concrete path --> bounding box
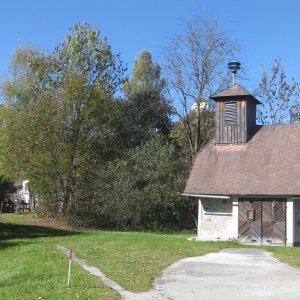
[58,246,300,300]
[133,248,300,300]
[57,245,135,299]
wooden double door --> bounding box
[238,199,286,245]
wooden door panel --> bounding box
[238,200,261,244]
[262,201,273,244]
[239,199,286,245]
[238,200,251,242]
[272,200,286,244]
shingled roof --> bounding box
[184,124,300,196]
[210,83,261,104]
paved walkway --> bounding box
[58,246,300,300]
[57,245,134,299]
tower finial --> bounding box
[228,61,241,85]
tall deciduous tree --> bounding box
[257,58,300,124]
[122,50,172,147]
[163,16,239,161]
[0,23,125,218]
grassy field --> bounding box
[0,214,120,300]
[1,213,300,299]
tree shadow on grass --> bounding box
[0,222,80,249]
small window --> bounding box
[247,210,255,220]
[224,101,237,126]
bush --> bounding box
[81,136,196,230]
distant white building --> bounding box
[190,98,210,111]
[15,180,30,204]
[0,180,32,213]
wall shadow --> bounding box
[248,125,263,142]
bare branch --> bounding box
[163,15,239,161]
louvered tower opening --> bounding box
[224,101,237,126]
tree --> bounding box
[257,58,300,124]
[0,23,126,218]
[170,108,214,166]
[163,16,239,161]
[122,50,172,147]
[91,135,195,230]
[293,110,300,122]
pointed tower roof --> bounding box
[210,83,261,104]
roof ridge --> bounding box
[259,123,300,127]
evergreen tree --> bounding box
[122,50,172,147]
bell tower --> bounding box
[210,62,261,144]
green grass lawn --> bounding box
[264,245,300,269]
[0,214,120,300]
[1,213,300,299]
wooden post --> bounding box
[67,249,72,288]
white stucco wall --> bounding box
[286,198,294,246]
[197,197,238,241]
[290,198,300,246]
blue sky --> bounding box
[1,0,300,93]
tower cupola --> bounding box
[210,62,261,144]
